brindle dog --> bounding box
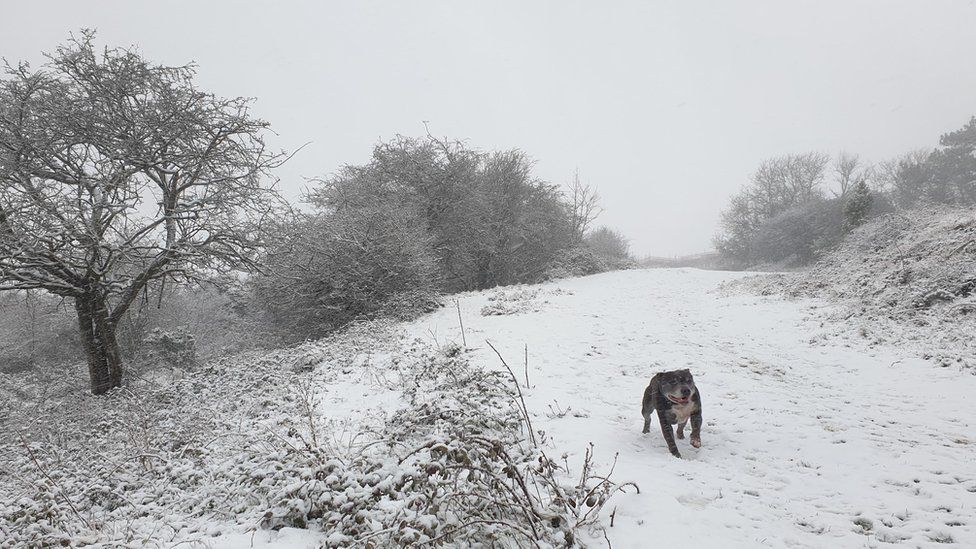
[641,369,702,458]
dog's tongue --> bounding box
[668,395,689,404]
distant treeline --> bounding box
[715,117,976,268]
[638,252,725,270]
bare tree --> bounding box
[568,169,602,243]
[745,152,828,219]
[0,33,287,393]
[870,149,932,205]
[715,152,829,265]
[833,152,864,197]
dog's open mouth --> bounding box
[666,395,691,404]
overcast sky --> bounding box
[3,1,975,256]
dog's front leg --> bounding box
[689,409,702,449]
[657,409,680,458]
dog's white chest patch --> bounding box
[670,402,694,423]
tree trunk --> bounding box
[75,291,124,395]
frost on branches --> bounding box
[0,32,287,394]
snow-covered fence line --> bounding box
[1,318,635,547]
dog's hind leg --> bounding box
[676,420,687,439]
[641,386,654,434]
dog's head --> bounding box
[657,369,697,405]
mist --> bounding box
[3,1,974,256]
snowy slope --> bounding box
[734,208,976,372]
[407,268,976,548]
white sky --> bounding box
[2,1,975,256]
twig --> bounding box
[354,526,397,543]
[523,344,530,389]
[466,435,551,522]
[610,506,617,528]
[294,378,319,449]
[950,238,975,257]
[419,519,542,548]
[486,340,536,446]
[547,400,569,419]
[455,299,467,347]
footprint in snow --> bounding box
[676,493,713,508]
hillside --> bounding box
[730,207,976,372]
[3,268,975,547]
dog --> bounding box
[641,369,702,458]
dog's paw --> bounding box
[670,448,682,458]
[676,431,685,439]
[690,437,701,449]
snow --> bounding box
[732,207,976,372]
[407,268,976,548]
[205,527,322,549]
[3,267,974,547]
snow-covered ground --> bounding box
[410,268,975,548]
[4,267,973,548]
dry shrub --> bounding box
[1,321,635,547]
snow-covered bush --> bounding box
[480,287,572,316]
[481,288,542,316]
[584,226,631,263]
[748,198,848,267]
[305,137,582,293]
[253,206,440,341]
[543,247,613,280]
[1,320,632,547]
[375,289,444,322]
[728,207,976,371]
[141,327,197,369]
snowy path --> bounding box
[410,269,976,548]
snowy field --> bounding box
[412,268,975,548]
[3,267,974,548]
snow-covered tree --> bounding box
[0,33,286,394]
[715,152,829,265]
[585,226,630,261]
[844,180,873,228]
[927,116,976,205]
[306,135,576,292]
